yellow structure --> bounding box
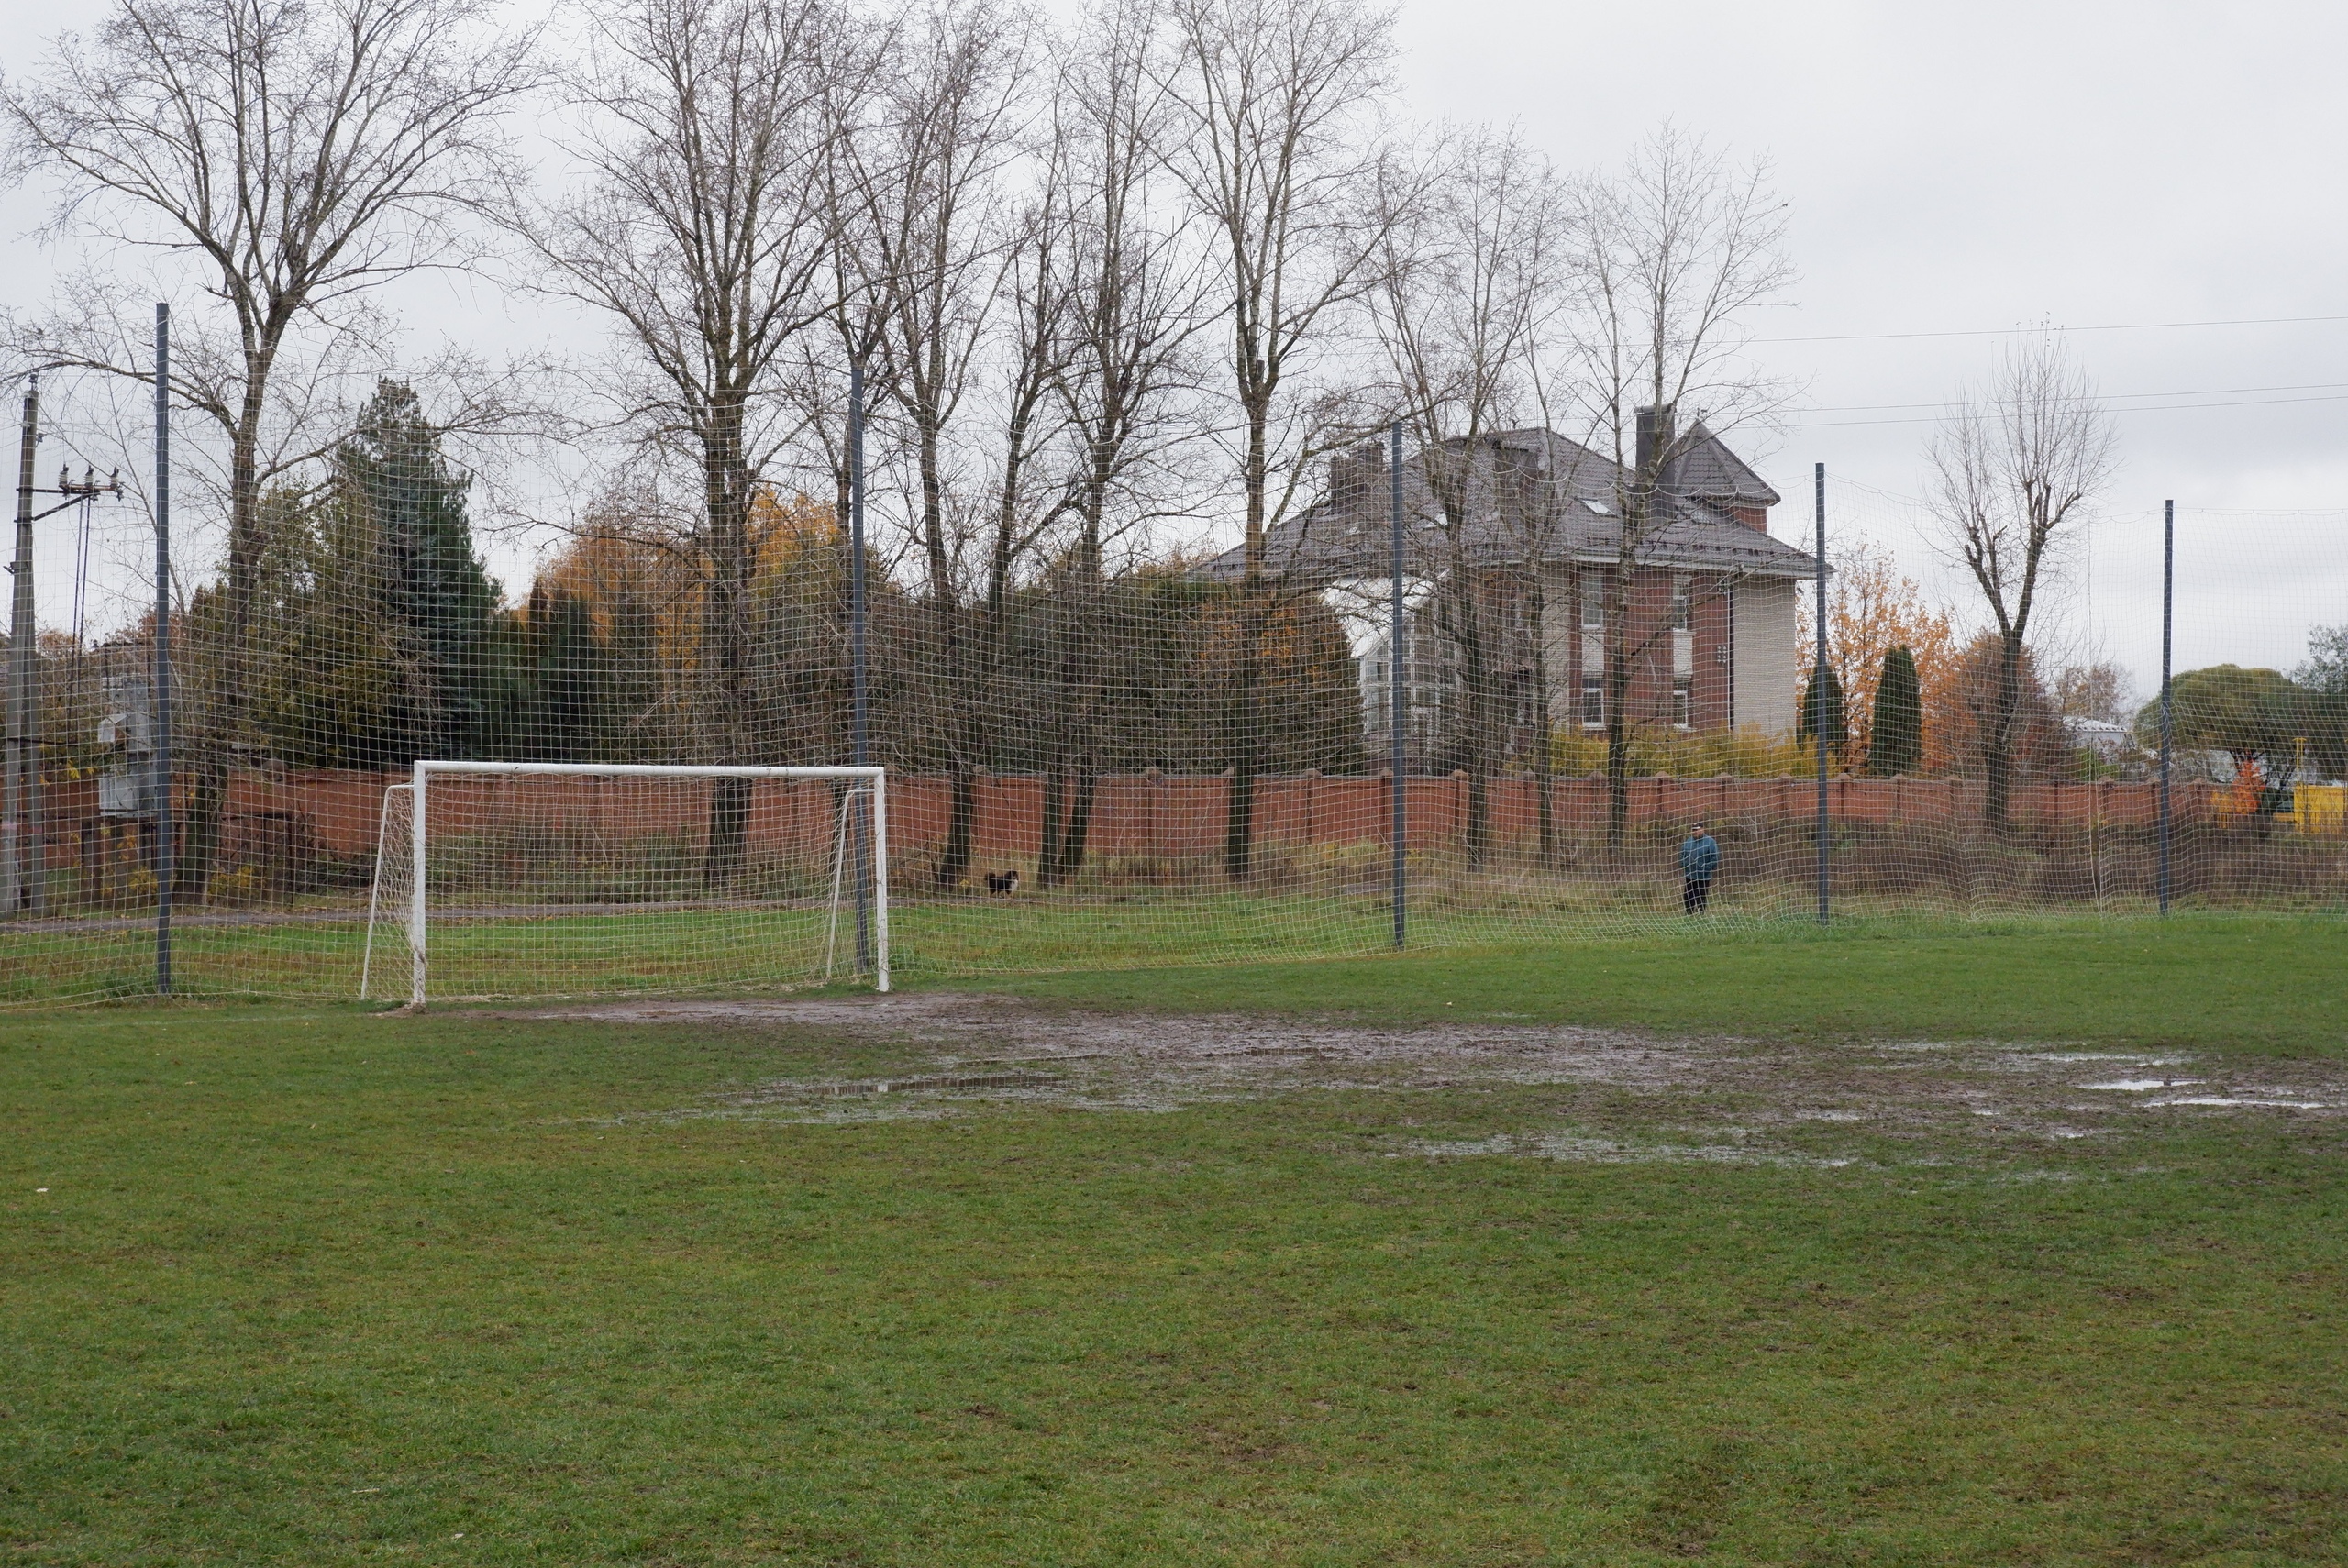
[2287,783,2346,834]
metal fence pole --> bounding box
[850,358,871,971]
[2158,499,2173,916]
[3,377,35,919]
[154,304,173,992]
[1814,461,1829,926]
[1390,420,1406,950]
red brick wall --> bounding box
[29,767,2227,874]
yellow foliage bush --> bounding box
[1547,724,1822,779]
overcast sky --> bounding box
[6,0,2345,692]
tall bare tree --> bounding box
[1367,128,1565,867]
[1035,0,1207,887]
[833,0,1038,889]
[514,0,845,881]
[1157,0,1396,880]
[1563,127,1792,845]
[3,0,534,897]
[1927,335,2114,828]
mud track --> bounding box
[491,992,2348,1166]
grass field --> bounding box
[4,885,2341,1017]
[961,911,2348,1057]
[4,925,2345,1563]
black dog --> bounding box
[983,867,1021,895]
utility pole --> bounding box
[1390,420,1406,950]
[4,379,37,915]
[1814,461,1829,926]
[154,304,173,990]
[2158,499,2173,916]
[4,374,127,919]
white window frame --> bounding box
[1579,576,1606,729]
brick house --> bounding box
[1202,412,1819,768]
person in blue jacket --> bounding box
[1678,823,1720,913]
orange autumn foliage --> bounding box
[1795,537,1957,772]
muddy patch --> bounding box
[501,993,2348,1164]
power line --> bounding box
[1786,391,2348,430]
[1754,313,2348,346]
[1800,379,2348,416]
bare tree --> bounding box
[1367,128,1565,867]
[2,0,535,898]
[1035,0,1208,887]
[1927,335,2115,828]
[1563,127,1792,845]
[512,0,846,882]
[1156,0,1396,880]
[833,0,1040,889]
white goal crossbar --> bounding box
[397,762,889,1006]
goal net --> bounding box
[363,763,888,1006]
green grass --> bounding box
[5,966,2346,1563]
[953,911,2348,1058]
[6,883,2343,1024]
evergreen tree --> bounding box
[1799,659,1849,765]
[339,380,504,763]
[1869,646,1923,777]
[524,581,615,761]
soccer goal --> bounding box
[362,763,889,1007]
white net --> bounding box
[349,767,884,1004]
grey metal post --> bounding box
[1814,461,1829,925]
[849,358,870,970]
[154,306,173,991]
[5,377,39,917]
[1390,420,1406,949]
[2158,499,2173,916]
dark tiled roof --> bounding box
[1200,425,1814,584]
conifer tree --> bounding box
[338,380,504,764]
[1869,646,1923,777]
[1799,660,1849,766]
[525,582,615,762]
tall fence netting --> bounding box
[5,413,2343,1003]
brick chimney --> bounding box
[1328,441,1386,526]
[1634,403,1675,491]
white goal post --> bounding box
[382,762,889,1007]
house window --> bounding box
[1669,575,1695,732]
[1578,577,1606,729]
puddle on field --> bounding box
[515,994,2348,1162]
[1398,1131,1859,1169]
[2023,1052,2190,1066]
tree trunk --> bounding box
[1039,764,1067,887]
[182,376,271,902]
[1526,569,1559,868]
[1064,765,1099,881]
[941,762,978,889]
[1040,498,1108,889]
[1225,392,1271,883]
[1450,575,1493,871]
[1604,567,1633,849]
[1223,631,1261,882]
[1985,632,2022,832]
[701,388,754,888]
